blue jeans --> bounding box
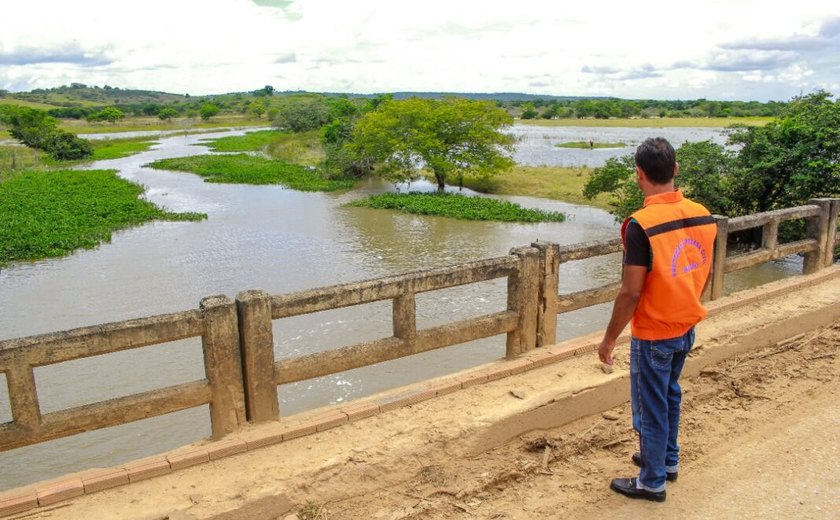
[630,327,694,492]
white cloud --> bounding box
[1,0,839,100]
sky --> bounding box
[1,0,839,101]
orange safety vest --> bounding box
[621,190,717,340]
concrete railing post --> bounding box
[762,218,779,252]
[393,290,417,350]
[236,290,279,423]
[200,295,247,439]
[803,198,831,275]
[532,241,559,348]
[709,215,729,301]
[825,199,840,267]
[6,366,41,436]
[506,246,541,358]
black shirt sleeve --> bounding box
[624,219,651,269]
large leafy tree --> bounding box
[273,97,330,132]
[199,103,220,121]
[87,106,125,124]
[347,97,515,190]
[584,91,840,221]
[583,140,737,221]
[728,90,840,213]
[4,106,92,160]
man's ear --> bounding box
[674,162,680,177]
[635,165,645,182]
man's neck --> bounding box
[643,182,675,197]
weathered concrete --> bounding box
[0,199,836,504]
[3,265,837,519]
[506,246,540,357]
[235,290,278,423]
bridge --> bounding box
[0,198,838,517]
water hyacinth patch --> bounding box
[0,169,205,266]
[347,192,565,223]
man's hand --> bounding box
[599,337,616,365]
[596,264,646,366]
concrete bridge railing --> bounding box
[0,296,247,451]
[1,199,838,451]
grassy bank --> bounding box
[91,137,158,160]
[0,169,205,266]
[202,129,324,166]
[61,115,271,135]
[520,116,771,128]
[0,145,46,176]
[146,154,354,191]
[463,166,613,211]
[201,130,287,152]
[556,141,626,149]
[347,192,565,222]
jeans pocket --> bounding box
[649,345,674,370]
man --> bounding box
[598,137,717,502]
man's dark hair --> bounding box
[634,137,676,184]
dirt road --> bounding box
[323,322,840,520]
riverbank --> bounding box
[59,115,270,135]
[465,166,613,211]
[13,267,838,519]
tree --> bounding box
[249,99,268,119]
[582,155,642,220]
[347,97,515,190]
[253,85,274,97]
[520,102,538,119]
[728,90,840,213]
[87,106,125,123]
[199,103,220,121]
[273,98,330,132]
[158,107,179,121]
[583,141,737,221]
[43,131,94,160]
[7,107,59,149]
[5,106,92,160]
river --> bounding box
[0,124,799,490]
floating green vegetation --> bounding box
[91,137,158,160]
[0,169,205,266]
[200,130,287,152]
[555,141,626,149]
[347,192,566,222]
[145,154,354,192]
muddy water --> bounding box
[0,126,798,490]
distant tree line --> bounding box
[508,97,788,120]
[2,84,791,124]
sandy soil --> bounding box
[10,271,840,520]
[322,321,840,520]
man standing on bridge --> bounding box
[597,137,717,502]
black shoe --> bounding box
[632,452,678,481]
[610,477,666,502]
